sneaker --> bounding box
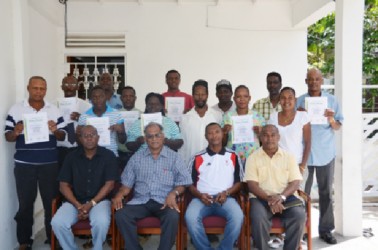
[300,239,308,250]
[320,232,337,244]
[268,237,283,249]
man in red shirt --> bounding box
[162,69,194,113]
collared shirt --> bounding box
[178,108,223,166]
[78,105,123,156]
[162,90,195,111]
[190,147,243,195]
[252,96,282,121]
[108,93,123,110]
[4,100,66,165]
[117,107,142,153]
[244,148,302,198]
[57,97,92,148]
[58,146,119,203]
[127,116,182,151]
[296,91,344,166]
[211,102,237,116]
[222,110,266,164]
[121,146,192,205]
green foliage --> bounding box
[308,0,378,111]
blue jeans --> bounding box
[51,200,111,250]
[185,197,244,250]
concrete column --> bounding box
[334,0,364,236]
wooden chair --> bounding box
[180,190,247,250]
[115,193,182,250]
[245,190,312,250]
[50,196,116,250]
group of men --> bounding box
[5,68,343,250]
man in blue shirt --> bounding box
[113,122,192,250]
[99,72,123,109]
[296,68,343,245]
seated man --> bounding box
[244,124,306,250]
[113,122,192,250]
[185,122,244,250]
[51,125,118,250]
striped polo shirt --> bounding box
[78,105,123,157]
[4,100,66,165]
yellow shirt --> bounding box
[244,148,302,198]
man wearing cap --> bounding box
[179,80,222,166]
[211,79,236,115]
[252,72,282,121]
[162,69,194,113]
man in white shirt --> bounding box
[179,80,222,166]
[211,79,236,115]
[57,75,92,168]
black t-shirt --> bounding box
[58,146,119,203]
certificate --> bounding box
[118,111,140,132]
[86,117,111,146]
[231,115,254,144]
[141,112,163,135]
[305,97,328,124]
[23,112,49,144]
[57,97,78,123]
[165,97,185,122]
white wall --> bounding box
[64,2,308,109]
[0,0,21,248]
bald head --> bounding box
[61,75,79,97]
[305,68,323,96]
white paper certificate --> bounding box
[141,113,163,135]
[57,97,78,123]
[23,112,49,144]
[118,111,140,132]
[165,97,185,122]
[231,115,254,144]
[305,97,328,124]
[86,117,111,146]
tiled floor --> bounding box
[26,203,378,249]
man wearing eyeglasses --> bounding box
[51,125,118,250]
[57,76,92,169]
[113,122,192,250]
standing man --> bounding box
[98,72,123,109]
[211,79,236,115]
[51,125,118,250]
[113,122,192,250]
[296,68,343,244]
[57,75,92,168]
[4,76,66,249]
[78,85,126,158]
[118,86,141,169]
[162,69,194,113]
[179,80,222,166]
[185,123,244,250]
[252,72,283,121]
[245,125,306,250]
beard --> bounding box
[195,101,207,109]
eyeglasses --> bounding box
[81,133,98,139]
[145,132,164,139]
[63,83,77,87]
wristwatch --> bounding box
[90,199,97,207]
[280,194,287,202]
